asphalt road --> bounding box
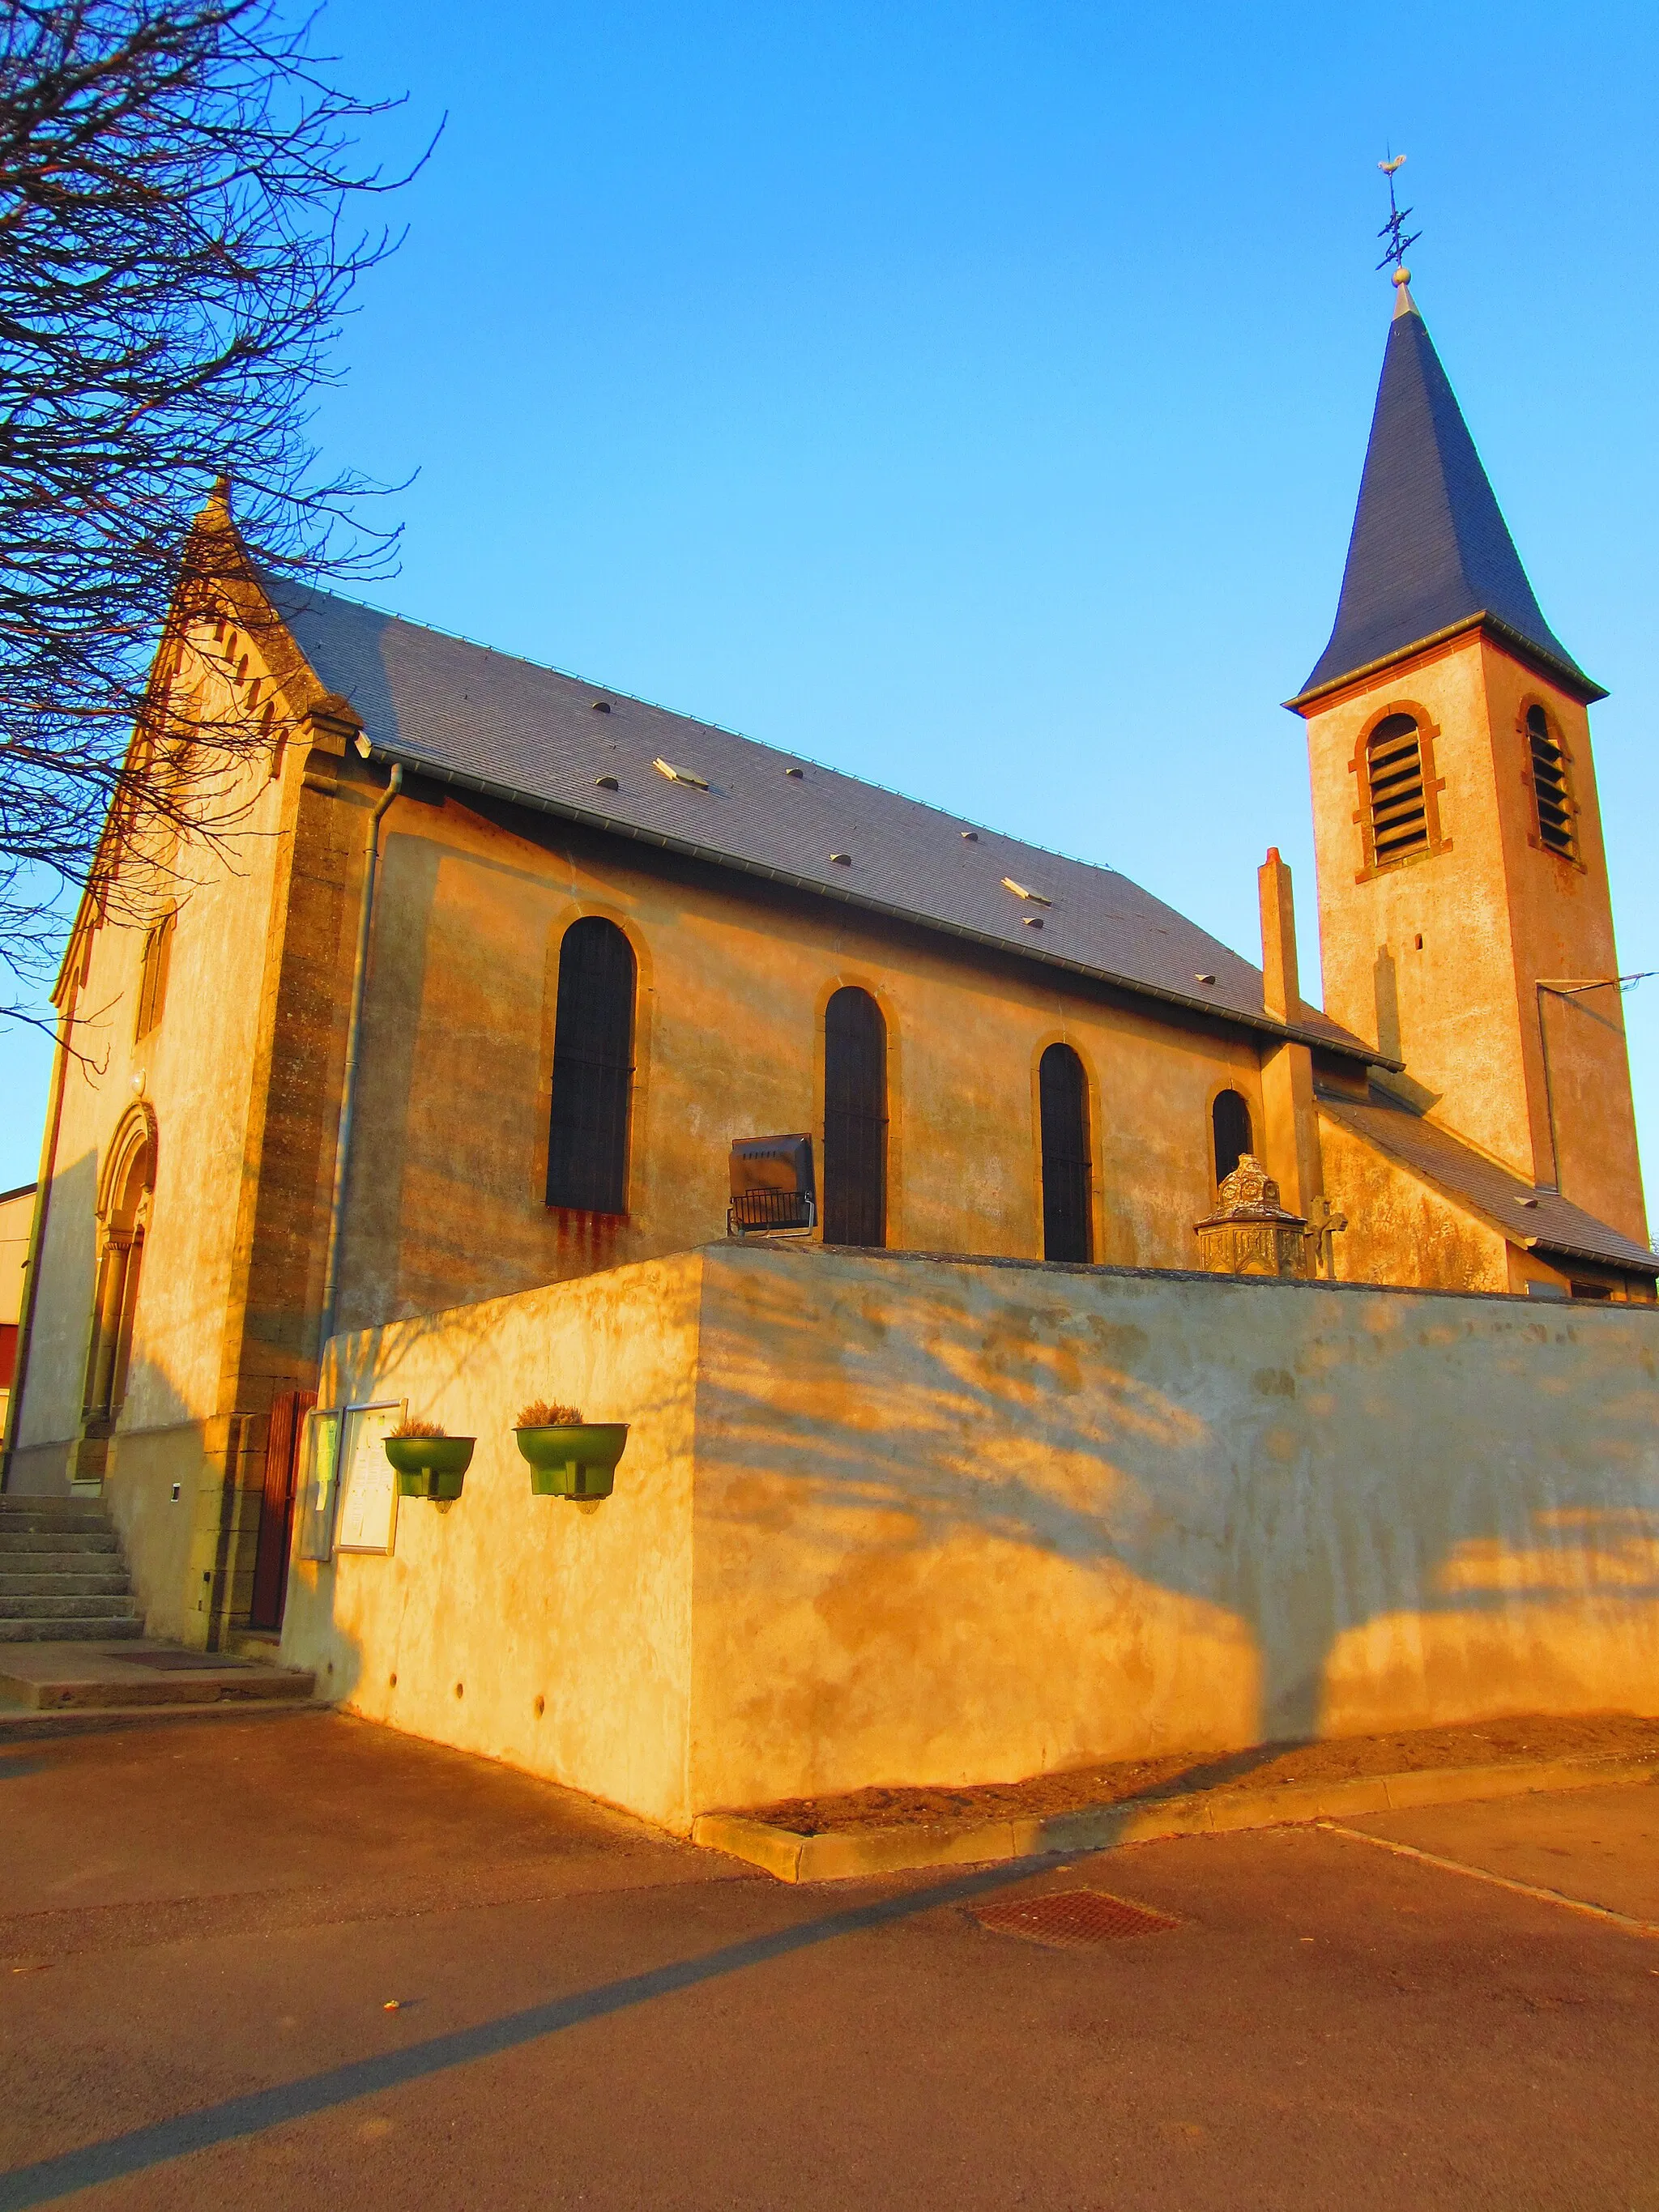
[2,1711,1657,2210]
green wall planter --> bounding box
[385,1435,476,1502]
[515,1423,629,1500]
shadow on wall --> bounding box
[693,1251,1659,1748]
[279,1247,1659,1814]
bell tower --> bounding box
[1288,271,1647,1243]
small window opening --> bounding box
[134,909,175,1042]
[823,987,887,1247]
[785,765,804,778]
[547,918,636,1213]
[1039,1043,1094,1264]
[1367,714,1429,867]
[1213,1088,1252,1186]
[1527,705,1577,858]
[1568,1280,1613,1301]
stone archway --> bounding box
[75,1106,156,1481]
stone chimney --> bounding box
[1255,846,1324,1221]
[1258,846,1300,1025]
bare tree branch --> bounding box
[0,0,432,1013]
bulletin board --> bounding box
[335,1401,406,1554]
[296,1408,343,1562]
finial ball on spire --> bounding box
[1392,266,1411,287]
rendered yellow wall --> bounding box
[1316,1107,1513,1294]
[280,1243,1659,1831]
[1302,632,1645,1240]
[326,790,1280,1337]
[280,1252,702,1829]
[6,618,325,1644]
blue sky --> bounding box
[5,0,1658,1209]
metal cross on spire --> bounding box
[1375,153,1421,283]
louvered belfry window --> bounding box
[1212,1088,1252,1187]
[547,918,636,1213]
[1039,1042,1094,1264]
[1527,705,1577,859]
[1364,712,1434,867]
[823,986,887,1247]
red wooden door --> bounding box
[249,1388,315,1630]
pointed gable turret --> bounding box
[1292,282,1604,706]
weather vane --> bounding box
[1375,153,1421,285]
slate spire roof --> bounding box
[1293,282,1603,705]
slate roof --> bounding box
[1293,289,1603,707]
[274,582,1379,1062]
[1317,1085,1656,1276]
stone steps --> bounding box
[0,1617,146,1643]
[0,1641,316,1709]
[0,1494,143,1643]
[0,1529,120,1554]
[0,1570,134,1598]
[0,1590,140,1620]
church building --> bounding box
[3,272,1655,1827]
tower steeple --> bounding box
[1293,286,1603,709]
[1290,271,1645,1250]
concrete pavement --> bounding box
[2,1713,1657,2210]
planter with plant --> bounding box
[514,1401,629,1500]
[384,1417,476,1502]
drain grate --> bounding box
[974,1887,1180,1950]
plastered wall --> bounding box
[280,1252,704,1827]
[326,793,1279,1338]
[1302,631,1645,1243]
[283,1243,1659,1831]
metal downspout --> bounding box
[315,761,402,1365]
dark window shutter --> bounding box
[823,987,887,1247]
[1212,1089,1252,1185]
[547,918,636,1213]
[1039,1043,1093,1263]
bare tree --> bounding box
[0,0,428,1016]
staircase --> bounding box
[0,1495,143,1643]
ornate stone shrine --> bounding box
[1194,1154,1310,1279]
